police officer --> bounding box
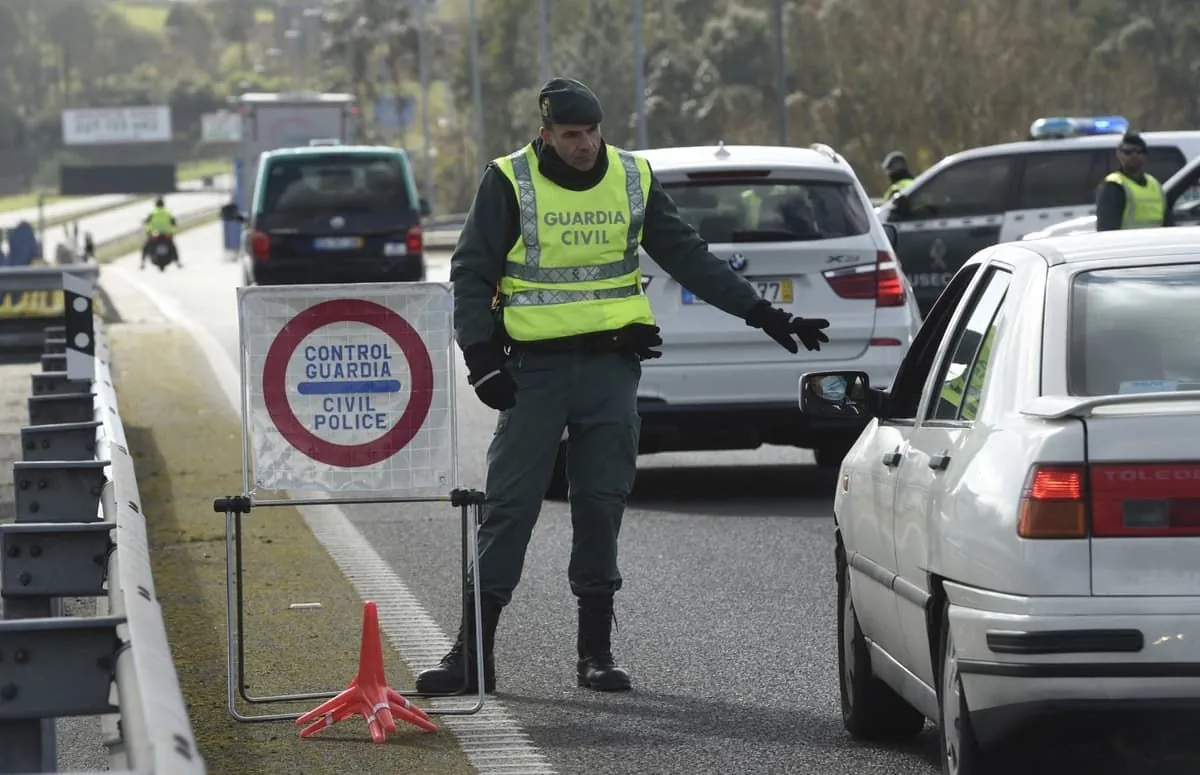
[142,197,179,269]
[416,77,832,696]
[880,151,914,201]
[1096,131,1169,231]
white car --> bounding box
[543,143,923,497]
[1023,149,1200,239]
[798,227,1200,773]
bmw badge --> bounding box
[729,252,748,272]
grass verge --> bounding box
[0,158,227,216]
[109,324,474,775]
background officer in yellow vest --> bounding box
[880,150,914,201]
[419,77,831,697]
[1096,131,1170,231]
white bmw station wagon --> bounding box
[798,227,1200,773]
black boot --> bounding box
[576,593,632,692]
[415,595,502,694]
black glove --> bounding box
[614,323,663,361]
[463,342,517,411]
[744,301,830,353]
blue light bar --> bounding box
[1029,115,1130,140]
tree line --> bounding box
[0,0,280,193]
[325,0,1200,213]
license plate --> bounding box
[683,278,793,305]
[313,236,363,250]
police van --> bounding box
[876,116,1200,314]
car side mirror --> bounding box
[882,223,899,248]
[220,203,245,222]
[419,197,432,217]
[799,370,873,418]
[890,194,912,219]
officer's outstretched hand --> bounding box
[463,342,517,411]
[744,301,830,353]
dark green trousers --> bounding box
[474,350,641,606]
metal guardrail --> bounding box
[0,284,205,773]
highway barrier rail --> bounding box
[0,282,206,773]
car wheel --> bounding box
[938,599,987,774]
[837,544,927,740]
[545,442,568,500]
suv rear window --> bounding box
[260,153,414,214]
[1068,263,1200,396]
[662,178,872,243]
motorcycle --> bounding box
[145,232,177,271]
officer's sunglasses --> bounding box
[1118,146,1146,156]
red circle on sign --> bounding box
[261,298,435,468]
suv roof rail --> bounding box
[808,143,842,163]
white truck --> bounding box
[222,91,359,253]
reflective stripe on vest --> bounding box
[492,144,655,341]
[1105,171,1165,229]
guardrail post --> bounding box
[27,392,96,426]
[31,371,93,397]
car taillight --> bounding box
[250,230,270,261]
[405,225,423,255]
[1018,464,1087,539]
[1090,463,1200,537]
[874,251,906,307]
[822,251,906,307]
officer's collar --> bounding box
[532,137,610,191]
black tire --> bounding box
[545,443,568,500]
[938,600,988,775]
[837,545,927,740]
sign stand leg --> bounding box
[213,490,488,724]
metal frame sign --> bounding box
[201,111,243,143]
[62,106,172,145]
[237,283,457,496]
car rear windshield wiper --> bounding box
[730,229,827,242]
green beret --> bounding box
[538,77,604,127]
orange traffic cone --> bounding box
[296,600,438,742]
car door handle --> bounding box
[929,452,951,471]
[882,449,902,468]
[967,226,993,237]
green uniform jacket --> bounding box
[449,142,765,350]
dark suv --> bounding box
[224,145,430,286]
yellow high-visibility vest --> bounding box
[145,207,175,235]
[1104,171,1165,229]
[492,143,656,342]
[884,178,913,201]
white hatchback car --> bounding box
[546,143,922,496]
[798,227,1200,773]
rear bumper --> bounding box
[944,580,1200,746]
[248,254,425,284]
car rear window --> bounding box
[260,153,414,214]
[1068,263,1200,396]
[662,178,872,243]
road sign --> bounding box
[238,283,456,495]
[62,106,172,145]
[202,111,243,143]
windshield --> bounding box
[260,153,414,215]
[662,179,872,243]
[1068,263,1200,396]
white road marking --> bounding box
[105,260,556,775]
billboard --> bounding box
[62,106,173,145]
[202,111,243,143]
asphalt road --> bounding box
[96,226,1197,775]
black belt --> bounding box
[506,330,630,356]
